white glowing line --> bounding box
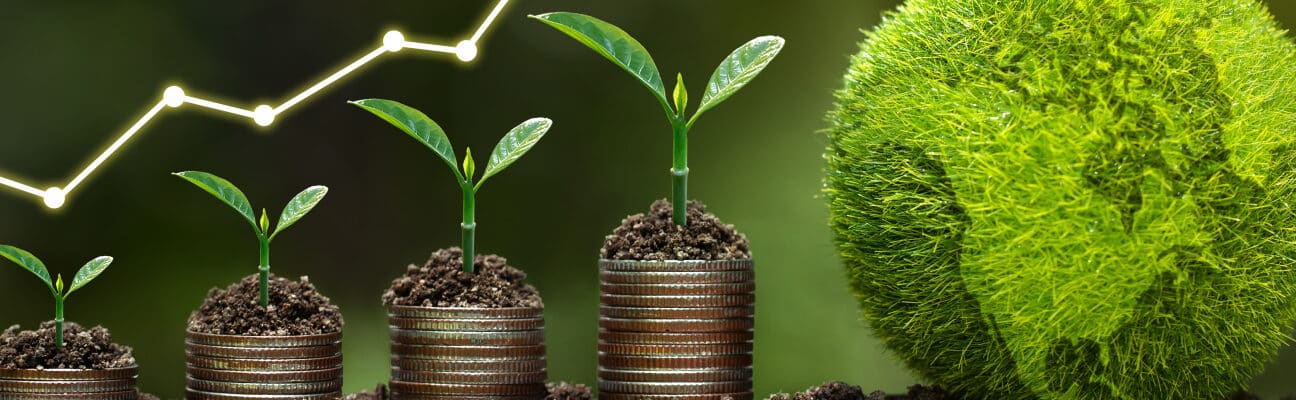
[0,0,509,209]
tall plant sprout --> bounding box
[0,245,112,349]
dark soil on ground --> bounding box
[382,247,543,308]
[345,384,388,400]
[137,392,159,400]
[0,321,134,369]
[602,199,751,261]
[546,382,592,399]
[188,274,343,336]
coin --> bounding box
[390,329,545,347]
[388,381,546,396]
[600,270,755,285]
[601,283,755,296]
[598,354,752,370]
[185,354,342,372]
[600,306,754,319]
[599,318,754,333]
[184,388,341,400]
[599,259,754,273]
[598,330,753,345]
[0,367,137,381]
[0,378,136,394]
[597,367,752,382]
[185,377,341,395]
[391,369,547,385]
[389,318,544,332]
[388,306,543,320]
[600,294,755,308]
[391,344,545,360]
[184,331,342,348]
[598,343,752,356]
[597,392,753,400]
[391,357,546,373]
[599,380,752,395]
[185,343,341,359]
[0,390,139,400]
[186,367,343,383]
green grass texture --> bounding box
[826,0,1296,398]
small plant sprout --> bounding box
[173,171,328,308]
[530,12,785,226]
[0,245,112,349]
[349,98,552,273]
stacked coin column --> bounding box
[0,366,139,399]
[598,259,756,400]
[388,305,548,399]
[184,331,343,400]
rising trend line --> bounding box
[0,0,510,210]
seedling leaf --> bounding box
[463,148,476,181]
[66,256,112,297]
[272,186,328,240]
[478,118,553,190]
[174,171,258,231]
[673,73,688,114]
[0,245,53,291]
[349,99,463,182]
[694,36,785,124]
[530,12,668,109]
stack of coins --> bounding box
[184,331,343,400]
[0,366,139,399]
[388,305,548,399]
[598,259,756,400]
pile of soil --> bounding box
[382,247,543,308]
[602,199,751,261]
[344,384,388,400]
[0,321,134,369]
[188,274,343,336]
[546,382,592,400]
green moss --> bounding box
[825,0,1296,399]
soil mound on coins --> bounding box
[188,274,343,336]
[383,247,542,308]
[602,199,751,261]
[0,321,134,369]
[546,382,592,400]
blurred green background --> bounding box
[0,1,1292,398]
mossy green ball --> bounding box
[826,0,1296,399]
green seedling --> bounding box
[173,171,328,308]
[0,245,112,349]
[530,12,785,225]
[350,99,551,273]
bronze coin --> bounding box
[0,367,137,382]
[185,377,342,395]
[601,283,755,296]
[0,378,136,394]
[389,317,544,332]
[0,390,138,400]
[185,354,342,372]
[598,393,753,400]
[388,381,546,396]
[598,343,753,356]
[185,343,341,359]
[599,380,752,395]
[391,357,546,373]
[599,318,754,333]
[185,388,340,400]
[599,259,754,273]
[597,367,752,382]
[388,306,543,320]
[391,344,546,360]
[184,331,342,348]
[598,354,752,370]
[600,270,755,285]
[390,329,545,347]
[600,294,755,308]
[598,330,753,345]
[600,306,755,319]
[391,369,547,385]
[186,367,343,383]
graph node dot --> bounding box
[42,187,65,209]
[383,30,405,52]
[456,40,478,62]
[253,105,276,127]
[163,86,186,108]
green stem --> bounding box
[54,295,64,349]
[259,236,270,308]
[462,183,477,273]
[671,117,690,226]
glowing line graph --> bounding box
[0,0,509,210]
